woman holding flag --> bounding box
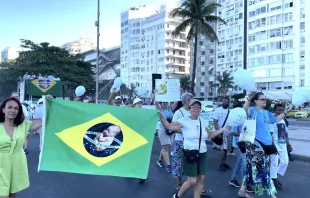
[0,96,51,198]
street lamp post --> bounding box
[95,0,100,104]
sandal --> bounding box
[238,190,254,198]
[201,189,212,196]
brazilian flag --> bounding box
[25,79,63,97]
[38,98,158,179]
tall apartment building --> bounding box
[247,0,310,94]
[193,0,245,100]
[1,47,24,62]
[120,4,190,95]
[61,37,95,55]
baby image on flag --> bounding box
[83,123,123,157]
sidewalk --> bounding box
[287,126,310,161]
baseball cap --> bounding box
[133,98,142,105]
[189,99,202,107]
[115,96,122,100]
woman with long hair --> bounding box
[238,92,288,198]
[0,97,47,198]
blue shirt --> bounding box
[231,124,243,148]
[249,107,277,147]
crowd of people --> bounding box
[0,87,295,198]
[22,72,61,81]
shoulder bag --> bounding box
[183,119,202,164]
[211,110,230,145]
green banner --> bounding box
[25,79,63,97]
[38,99,158,178]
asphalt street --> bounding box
[287,118,310,128]
[20,134,308,198]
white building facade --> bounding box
[61,37,95,55]
[247,0,310,94]
[1,47,24,62]
[120,4,190,94]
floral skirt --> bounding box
[242,143,277,196]
[171,140,183,177]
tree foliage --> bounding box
[170,0,225,94]
[214,70,235,96]
[0,39,95,98]
[179,76,191,92]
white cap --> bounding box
[115,96,122,100]
[133,98,142,105]
[37,98,44,105]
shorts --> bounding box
[182,152,207,177]
[158,128,173,146]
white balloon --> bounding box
[226,107,247,127]
[110,86,120,93]
[138,88,148,97]
[234,69,256,91]
[113,77,123,88]
[75,86,86,97]
[292,87,310,106]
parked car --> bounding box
[295,109,310,119]
[200,101,216,112]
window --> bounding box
[300,22,305,30]
[301,8,305,19]
[269,69,282,77]
[301,37,305,44]
[282,40,293,49]
[283,53,293,63]
[253,70,267,78]
[283,68,294,76]
[283,12,293,22]
[283,26,293,35]
[249,46,255,54]
[269,55,281,64]
[269,41,281,50]
[269,28,282,37]
[300,50,305,58]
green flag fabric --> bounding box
[38,99,159,179]
[25,79,63,97]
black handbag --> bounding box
[255,139,278,155]
[211,110,230,145]
[183,119,202,164]
[237,142,246,153]
[165,118,175,135]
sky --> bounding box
[0,0,167,50]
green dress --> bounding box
[0,121,32,196]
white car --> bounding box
[200,101,216,112]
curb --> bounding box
[205,140,310,163]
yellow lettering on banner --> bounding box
[55,113,148,166]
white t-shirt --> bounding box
[33,104,44,119]
[172,107,190,141]
[212,106,229,129]
[272,119,288,151]
[177,116,209,153]
[22,104,29,119]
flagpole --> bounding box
[95,0,100,104]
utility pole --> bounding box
[95,0,100,104]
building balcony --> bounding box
[166,53,186,59]
[166,61,187,67]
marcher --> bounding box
[0,96,48,197]
[270,103,292,190]
[238,92,289,198]
[159,99,231,198]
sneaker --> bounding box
[24,149,28,154]
[219,164,226,171]
[228,152,236,156]
[246,186,254,193]
[157,160,165,168]
[166,165,172,173]
[223,163,232,170]
[229,180,241,188]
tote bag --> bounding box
[239,112,256,143]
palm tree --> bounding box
[170,0,226,94]
[214,71,235,96]
[179,76,191,92]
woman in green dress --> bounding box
[0,97,44,198]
